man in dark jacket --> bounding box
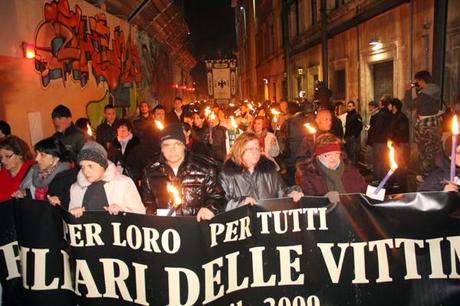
[388,98,410,191]
[166,97,185,124]
[140,124,224,220]
[96,104,119,151]
[51,104,86,162]
[404,70,442,180]
[367,97,393,182]
[344,101,363,165]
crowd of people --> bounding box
[0,70,458,220]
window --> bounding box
[334,69,346,100]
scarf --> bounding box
[316,159,345,193]
[32,162,71,188]
[117,132,133,155]
[82,180,109,211]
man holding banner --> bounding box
[141,123,225,220]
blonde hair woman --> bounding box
[219,132,303,211]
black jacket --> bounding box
[108,136,143,182]
[52,123,86,162]
[166,110,184,124]
[389,111,410,144]
[344,110,363,138]
[219,156,301,211]
[367,108,393,145]
[47,168,78,210]
[96,119,119,151]
[140,151,225,215]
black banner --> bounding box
[1,192,460,306]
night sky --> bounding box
[181,0,236,98]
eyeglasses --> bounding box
[243,146,261,154]
[0,153,15,161]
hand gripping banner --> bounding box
[1,192,460,306]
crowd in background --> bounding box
[0,70,459,220]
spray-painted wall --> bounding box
[0,0,175,146]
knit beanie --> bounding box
[77,141,108,169]
[160,123,186,145]
[51,104,72,118]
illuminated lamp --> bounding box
[369,38,383,51]
[21,42,36,59]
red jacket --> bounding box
[0,160,34,202]
[298,162,366,196]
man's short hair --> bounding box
[174,97,182,101]
[414,70,433,83]
[153,105,165,113]
[347,101,355,107]
[104,104,115,111]
[114,118,133,131]
[389,98,403,111]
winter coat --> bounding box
[367,108,393,145]
[298,161,366,196]
[0,160,34,202]
[166,109,184,124]
[192,124,211,144]
[219,156,302,211]
[418,157,459,191]
[279,112,308,167]
[96,119,119,151]
[52,123,87,162]
[69,161,145,214]
[108,135,143,182]
[389,111,410,144]
[140,151,225,215]
[344,110,363,139]
[19,162,77,210]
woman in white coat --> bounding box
[68,141,145,217]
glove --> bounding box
[324,191,340,204]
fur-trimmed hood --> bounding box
[222,155,277,175]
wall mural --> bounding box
[34,0,143,89]
[32,0,153,125]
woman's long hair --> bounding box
[0,135,33,161]
[228,132,259,168]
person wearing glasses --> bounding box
[12,137,78,210]
[0,136,34,202]
[140,124,224,220]
[296,133,366,202]
[219,132,303,211]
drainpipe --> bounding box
[320,0,328,87]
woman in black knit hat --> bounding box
[68,141,145,217]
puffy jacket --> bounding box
[52,123,86,162]
[219,156,301,211]
[140,151,225,215]
[69,161,145,214]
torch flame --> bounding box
[209,112,216,120]
[271,109,281,123]
[167,184,182,207]
[230,116,238,129]
[155,120,164,130]
[248,104,255,112]
[205,106,211,118]
[304,123,317,134]
[387,140,398,170]
[452,114,459,135]
[86,124,93,137]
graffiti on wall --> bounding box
[34,0,142,90]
